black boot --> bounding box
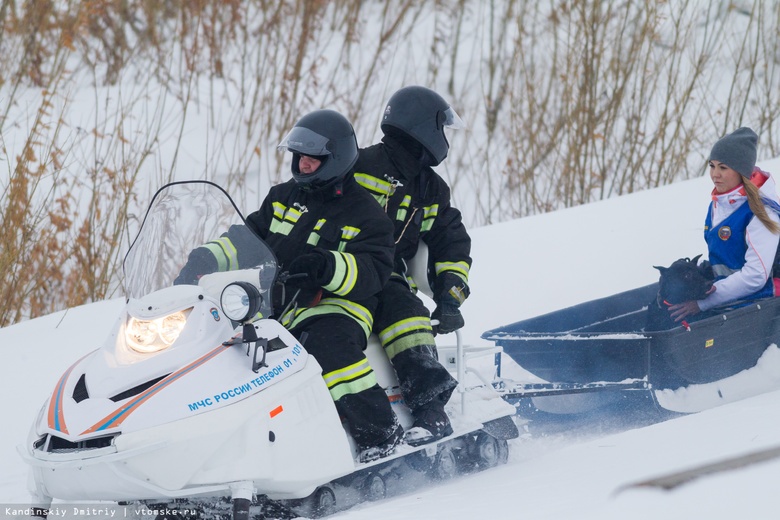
[404,396,453,447]
[358,423,405,463]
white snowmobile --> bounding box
[19,181,518,519]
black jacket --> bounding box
[354,136,472,297]
[244,174,395,334]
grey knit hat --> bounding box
[709,127,758,178]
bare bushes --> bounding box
[2,0,780,325]
[0,87,71,325]
[0,0,196,325]
[0,0,414,324]
[447,0,780,221]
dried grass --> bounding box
[2,0,780,325]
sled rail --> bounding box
[493,379,648,399]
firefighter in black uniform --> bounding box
[353,86,471,446]
[176,109,404,462]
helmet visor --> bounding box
[441,106,465,130]
[277,127,332,156]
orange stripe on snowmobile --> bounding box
[80,340,235,435]
[47,352,95,435]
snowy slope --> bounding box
[3,160,780,519]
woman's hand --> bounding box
[668,285,716,322]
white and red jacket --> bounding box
[698,168,780,311]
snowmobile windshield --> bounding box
[122,181,278,309]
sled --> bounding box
[18,181,518,519]
[482,283,780,417]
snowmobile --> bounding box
[19,181,518,519]
[483,282,780,420]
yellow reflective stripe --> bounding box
[279,307,305,328]
[329,374,377,402]
[319,298,372,328]
[341,226,360,240]
[355,172,393,196]
[328,252,357,296]
[337,226,361,253]
[323,357,372,389]
[378,316,432,345]
[286,207,303,221]
[448,284,468,305]
[269,203,306,236]
[324,252,347,293]
[434,261,470,279]
[333,253,358,296]
[338,253,359,295]
[203,237,238,271]
[270,219,294,235]
[306,219,327,245]
[220,238,239,270]
[272,201,286,219]
[420,204,439,231]
[203,243,228,271]
[396,196,412,221]
[384,331,436,360]
[285,301,372,338]
[328,361,377,401]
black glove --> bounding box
[431,303,464,335]
[174,248,217,285]
[285,248,335,289]
[431,272,470,335]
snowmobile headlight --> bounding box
[160,311,188,344]
[127,308,191,353]
[221,282,262,322]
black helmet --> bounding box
[380,86,465,166]
[278,109,359,189]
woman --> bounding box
[670,127,780,322]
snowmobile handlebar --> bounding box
[277,271,308,283]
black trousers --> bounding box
[290,314,398,448]
[373,276,458,411]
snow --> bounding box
[4,160,780,519]
[654,345,780,414]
